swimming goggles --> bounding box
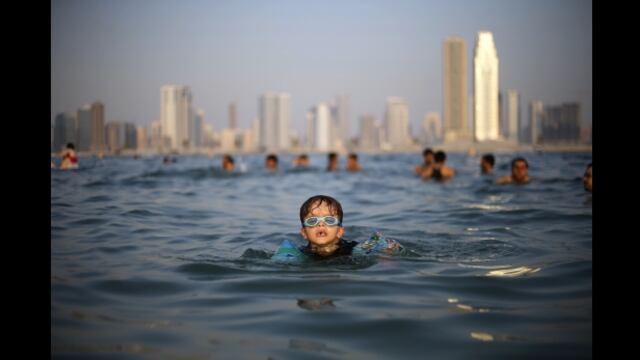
[302,216,342,227]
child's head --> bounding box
[265,154,278,170]
[222,154,235,171]
[327,152,338,171]
[422,148,434,164]
[299,195,344,251]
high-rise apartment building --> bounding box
[443,36,470,143]
[76,105,92,152]
[90,102,105,154]
[473,31,500,141]
[359,114,378,150]
[529,101,544,145]
[506,89,520,142]
[385,97,411,148]
[259,92,291,151]
[161,85,192,151]
[228,102,237,129]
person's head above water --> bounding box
[346,153,362,172]
[265,154,278,171]
[481,154,495,174]
[66,143,75,150]
[583,163,592,193]
[222,154,235,171]
[434,151,447,164]
[327,152,338,171]
[299,195,345,256]
[422,148,434,165]
[294,154,309,167]
[510,157,529,183]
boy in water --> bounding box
[299,195,357,258]
[272,195,407,262]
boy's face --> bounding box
[300,201,344,248]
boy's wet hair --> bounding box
[422,148,434,157]
[66,143,75,150]
[223,154,234,164]
[511,157,528,169]
[328,152,338,160]
[348,153,358,160]
[298,154,308,160]
[299,195,343,226]
[434,151,446,163]
[482,154,495,166]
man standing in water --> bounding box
[498,157,531,184]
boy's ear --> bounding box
[300,228,308,239]
[337,226,344,239]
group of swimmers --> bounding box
[221,152,363,173]
[198,147,594,193]
[415,147,592,192]
[52,143,592,193]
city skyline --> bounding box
[52,0,592,138]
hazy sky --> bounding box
[51,0,592,137]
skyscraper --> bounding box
[76,105,92,152]
[192,109,204,149]
[529,101,544,144]
[473,31,500,141]
[385,97,411,148]
[259,92,291,151]
[359,114,378,150]
[90,102,105,154]
[124,123,137,150]
[105,122,123,153]
[161,85,192,151]
[308,103,331,151]
[542,103,581,143]
[136,126,147,152]
[228,102,237,129]
[421,112,442,145]
[53,112,76,153]
[443,36,469,143]
[506,90,520,142]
